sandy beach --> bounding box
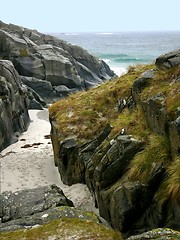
[0,109,98,214]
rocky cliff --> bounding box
[0,60,30,151]
[49,49,180,237]
[0,21,115,102]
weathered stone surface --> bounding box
[0,21,116,101]
[109,182,150,232]
[93,135,144,189]
[0,60,30,151]
[0,206,99,232]
[54,85,79,98]
[127,228,180,240]
[20,76,54,98]
[0,185,74,223]
[133,70,155,94]
[141,94,168,135]
[155,49,180,69]
[0,186,123,240]
[58,138,81,185]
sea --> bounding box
[52,31,180,76]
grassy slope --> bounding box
[49,63,180,205]
[49,64,154,141]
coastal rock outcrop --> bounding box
[155,49,180,69]
[0,185,73,226]
[127,228,180,240]
[0,185,122,240]
[0,60,30,151]
[0,21,115,101]
[49,49,180,237]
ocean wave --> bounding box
[101,58,111,63]
[111,67,128,77]
[114,57,143,63]
[99,53,129,59]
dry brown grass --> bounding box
[49,64,154,141]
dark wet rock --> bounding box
[108,182,151,232]
[148,162,165,192]
[58,138,80,185]
[0,60,30,151]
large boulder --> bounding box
[155,49,180,69]
[0,185,123,240]
[0,185,73,223]
[0,21,116,100]
[0,60,30,151]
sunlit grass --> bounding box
[49,64,154,141]
[127,134,170,184]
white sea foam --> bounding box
[96,32,113,35]
[111,67,128,77]
[102,58,111,63]
[64,33,79,36]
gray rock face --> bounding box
[50,118,148,233]
[0,21,116,100]
[155,49,180,69]
[0,206,100,233]
[93,135,143,189]
[109,182,150,232]
[134,70,155,91]
[0,60,30,151]
[0,185,74,225]
[127,228,180,240]
[20,76,54,98]
[141,93,168,135]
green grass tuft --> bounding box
[156,156,180,204]
[127,134,170,184]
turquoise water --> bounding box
[53,31,180,75]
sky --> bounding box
[1,0,180,33]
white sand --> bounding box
[0,109,98,214]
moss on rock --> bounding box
[0,217,123,240]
